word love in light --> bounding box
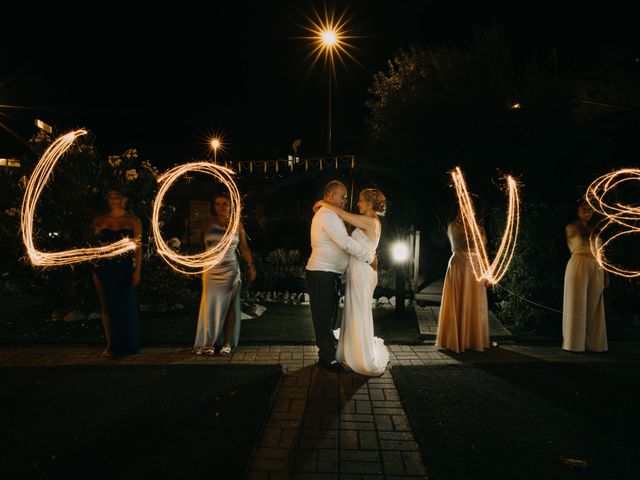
[586,168,640,278]
[22,130,240,274]
[451,167,520,285]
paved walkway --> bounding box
[415,306,513,339]
[2,343,638,479]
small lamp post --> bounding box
[391,240,409,314]
[210,137,221,164]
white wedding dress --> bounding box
[335,222,389,376]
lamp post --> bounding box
[305,8,356,155]
[391,240,410,314]
[210,137,221,164]
[318,27,338,153]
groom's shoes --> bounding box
[318,360,345,373]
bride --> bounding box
[314,188,390,376]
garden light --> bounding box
[391,241,409,263]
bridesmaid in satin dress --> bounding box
[562,201,608,352]
[92,188,142,359]
[193,192,256,356]
[436,211,490,353]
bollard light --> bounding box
[391,241,409,314]
[392,241,409,263]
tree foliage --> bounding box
[365,25,578,208]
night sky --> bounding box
[1,1,636,168]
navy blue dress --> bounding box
[94,229,140,358]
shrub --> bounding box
[492,203,569,337]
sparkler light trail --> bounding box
[450,167,520,285]
[152,161,241,274]
[21,129,137,266]
[585,168,640,277]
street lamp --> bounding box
[319,27,337,154]
[391,240,410,314]
[210,137,222,164]
[304,7,357,154]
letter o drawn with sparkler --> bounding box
[152,161,241,275]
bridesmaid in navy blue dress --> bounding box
[92,188,142,358]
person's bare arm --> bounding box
[92,214,105,236]
[238,224,256,282]
[565,223,579,240]
[313,200,376,232]
[321,212,374,265]
[132,217,142,287]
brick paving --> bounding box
[2,342,638,479]
[246,364,427,479]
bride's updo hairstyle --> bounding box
[361,188,386,216]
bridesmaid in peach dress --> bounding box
[436,213,490,353]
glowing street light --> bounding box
[303,7,358,154]
[319,27,338,153]
[321,29,337,47]
[210,137,222,164]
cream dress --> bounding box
[562,226,607,352]
[194,222,242,351]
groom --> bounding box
[306,180,377,372]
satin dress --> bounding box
[194,223,242,351]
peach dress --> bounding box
[436,220,489,353]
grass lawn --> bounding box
[392,362,640,480]
[1,304,421,345]
[241,304,315,344]
[0,364,281,479]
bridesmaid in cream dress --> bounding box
[436,213,490,353]
[562,201,608,352]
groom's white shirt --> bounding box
[306,207,374,274]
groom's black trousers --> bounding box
[306,270,342,364]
